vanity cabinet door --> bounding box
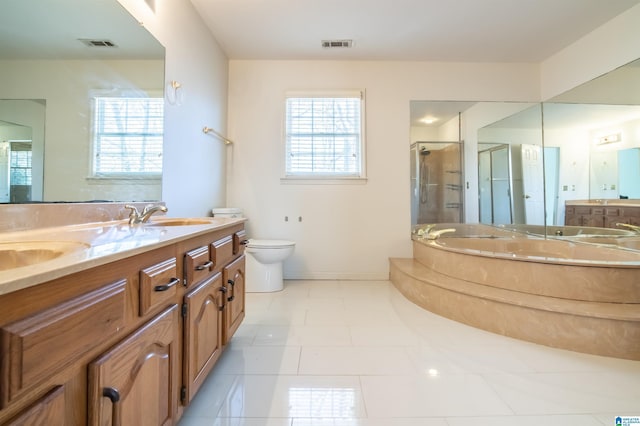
[222,255,245,345]
[182,273,224,404]
[4,386,65,426]
[88,305,179,426]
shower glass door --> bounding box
[410,141,463,227]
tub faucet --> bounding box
[616,223,640,234]
[125,204,168,225]
[425,228,456,240]
[413,224,436,237]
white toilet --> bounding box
[212,208,295,292]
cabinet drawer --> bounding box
[620,208,640,217]
[575,207,591,215]
[140,257,179,316]
[565,207,575,215]
[211,236,233,272]
[233,230,248,256]
[1,280,126,407]
[605,208,619,216]
[184,245,213,288]
[591,207,604,215]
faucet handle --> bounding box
[124,205,141,224]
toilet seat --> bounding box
[246,239,295,249]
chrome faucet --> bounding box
[125,204,168,225]
[425,228,456,240]
[616,223,640,234]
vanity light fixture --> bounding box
[596,132,621,145]
[165,80,184,106]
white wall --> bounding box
[540,3,640,100]
[117,0,229,217]
[226,61,539,279]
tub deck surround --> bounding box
[0,203,247,295]
[390,224,640,361]
[421,237,640,303]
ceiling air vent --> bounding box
[321,40,353,49]
[78,39,118,48]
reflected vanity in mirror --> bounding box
[0,0,165,203]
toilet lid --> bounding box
[247,239,295,249]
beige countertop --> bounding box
[0,216,246,296]
[566,199,640,206]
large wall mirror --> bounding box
[0,0,165,203]
[409,57,640,250]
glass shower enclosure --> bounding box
[410,141,464,227]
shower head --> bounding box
[420,149,431,156]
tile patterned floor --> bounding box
[178,280,640,426]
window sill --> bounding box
[86,176,161,185]
[280,176,368,185]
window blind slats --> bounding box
[93,97,164,176]
[285,96,362,176]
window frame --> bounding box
[89,90,164,181]
[281,90,367,184]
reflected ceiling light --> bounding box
[421,117,438,125]
[427,368,439,377]
[596,132,621,145]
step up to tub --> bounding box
[389,257,640,360]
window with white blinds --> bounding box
[285,91,365,179]
[92,96,164,177]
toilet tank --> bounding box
[211,207,243,218]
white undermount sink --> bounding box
[0,241,89,271]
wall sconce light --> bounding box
[596,133,621,145]
[166,80,184,106]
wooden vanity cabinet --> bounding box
[182,273,225,404]
[4,386,66,425]
[0,223,246,426]
[565,203,640,229]
[88,305,179,426]
[222,255,246,345]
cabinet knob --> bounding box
[103,387,121,403]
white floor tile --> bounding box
[445,414,605,426]
[359,374,513,417]
[293,419,448,426]
[181,279,640,425]
[348,325,425,347]
[299,346,416,375]
[215,375,367,419]
[253,325,352,347]
[483,371,640,414]
[213,344,301,375]
[180,418,293,426]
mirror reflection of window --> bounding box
[92,96,164,178]
[9,141,32,202]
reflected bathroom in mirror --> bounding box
[543,58,640,228]
[0,0,165,203]
[410,58,640,253]
[409,101,469,228]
